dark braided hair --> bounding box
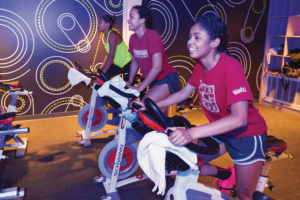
[195,14,229,52]
[132,5,153,28]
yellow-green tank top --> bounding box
[105,30,132,68]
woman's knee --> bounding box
[235,162,263,200]
[236,177,256,200]
[238,190,254,200]
[142,84,170,102]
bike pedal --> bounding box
[267,181,274,191]
[94,176,105,183]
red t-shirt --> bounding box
[188,53,267,138]
[129,29,176,81]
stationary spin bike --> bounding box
[95,96,221,200]
[164,135,294,200]
[68,62,122,147]
[132,99,294,200]
[0,81,32,199]
[96,96,294,200]
[0,81,31,157]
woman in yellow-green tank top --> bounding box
[98,15,132,81]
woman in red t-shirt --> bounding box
[126,5,179,107]
[155,14,267,200]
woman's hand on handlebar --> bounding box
[131,100,145,111]
[126,81,132,87]
[166,127,193,146]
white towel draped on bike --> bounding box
[137,131,198,195]
[67,68,91,86]
[97,75,139,109]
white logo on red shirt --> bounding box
[199,82,219,113]
[232,87,247,95]
[133,49,148,58]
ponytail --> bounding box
[102,15,116,29]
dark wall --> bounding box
[0,0,123,116]
[0,0,269,117]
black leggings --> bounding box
[105,61,131,81]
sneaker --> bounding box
[213,166,236,195]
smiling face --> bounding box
[187,23,219,59]
[127,8,144,31]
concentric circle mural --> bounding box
[0,0,269,116]
[35,0,97,53]
[0,9,35,82]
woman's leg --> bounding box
[198,144,227,176]
[141,83,170,113]
[120,62,131,81]
[235,161,264,200]
[105,64,122,78]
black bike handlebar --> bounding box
[143,98,220,155]
[74,61,109,82]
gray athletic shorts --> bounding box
[213,134,267,165]
[150,72,179,94]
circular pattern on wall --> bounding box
[145,0,179,50]
[93,0,123,16]
[41,96,86,114]
[35,56,74,95]
[240,0,266,43]
[227,42,251,78]
[168,55,198,104]
[256,63,263,91]
[35,0,97,53]
[195,3,227,23]
[0,9,34,81]
[0,89,34,115]
[223,0,247,7]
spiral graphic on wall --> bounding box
[41,95,86,114]
[0,9,35,82]
[223,0,247,7]
[256,63,263,91]
[35,0,97,53]
[35,56,74,95]
[0,89,34,115]
[195,3,227,23]
[145,0,179,50]
[227,42,251,79]
[93,0,123,16]
[168,55,198,104]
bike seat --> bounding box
[0,112,16,125]
[97,76,139,110]
[266,135,287,153]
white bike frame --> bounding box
[165,149,294,200]
[95,109,177,200]
[77,82,118,147]
[2,88,32,157]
